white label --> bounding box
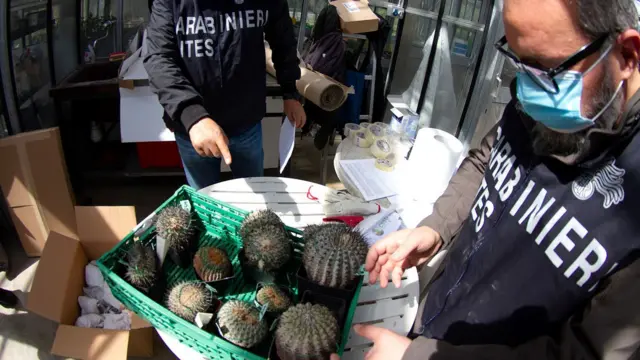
[180,200,192,212]
[195,312,214,329]
[343,2,361,13]
[156,236,169,267]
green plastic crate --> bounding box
[97,185,362,360]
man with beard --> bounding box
[331,0,640,359]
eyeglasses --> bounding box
[494,34,609,94]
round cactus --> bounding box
[166,282,212,321]
[275,303,339,360]
[255,284,291,313]
[216,300,268,348]
[155,206,193,251]
[303,223,368,289]
[125,242,157,292]
[240,210,291,271]
[193,246,232,282]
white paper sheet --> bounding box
[279,117,296,173]
[340,159,400,201]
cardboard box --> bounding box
[0,128,77,256]
[331,0,379,34]
[27,206,154,360]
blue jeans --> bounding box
[175,123,264,190]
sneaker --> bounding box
[0,288,18,309]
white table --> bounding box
[158,177,421,360]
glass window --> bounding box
[9,0,55,130]
[123,0,149,51]
[80,0,118,60]
[52,0,79,83]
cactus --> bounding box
[302,223,368,289]
[240,210,291,271]
[255,284,291,313]
[216,300,268,348]
[125,242,157,292]
[167,282,212,321]
[193,246,232,282]
[155,206,193,251]
[275,303,339,360]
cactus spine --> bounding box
[155,206,193,251]
[275,303,339,360]
[240,210,291,271]
[166,282,212,321]
[193,246,232,282]
[216,300,268,348]
[302,223,368,288]
[255,284,291,313]
[125,242,157,292]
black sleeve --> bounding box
[143,0,209,131]
[264,0,301,100]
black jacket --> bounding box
[144,0,300,136]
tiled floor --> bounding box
[0,134,343,359]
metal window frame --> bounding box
[1,0,23,134]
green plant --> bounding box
[255,284,291,313]
[193,246,232,282]
[240,210,291,271]
[125,242,157,292]
[302,223,368,288]
[156,206,193,252]
[166,282,212,322]
[275,303,339,360]
[216,300,268,348]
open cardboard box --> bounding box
[27,206,154,360]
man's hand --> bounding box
[330,324,411,360]
[284,99,306,128]
[188,117,232,165]
[367,226,442,288]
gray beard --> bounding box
[530,68,623,157]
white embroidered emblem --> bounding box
[572,158,625,209]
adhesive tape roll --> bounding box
[374,122,389,131]
[370,139,392,159]
[360,122,371,129]
[353,130,372,148]
[366,124,386,143]
[385,152,397,165]
[344,123,361,138]
[375,158,395,172]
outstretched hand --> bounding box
[366,227,442,288]
[330,324,411,360]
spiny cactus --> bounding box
[167,282,212,321]
[255,284,291,313]
[303,223,368,289]
[155,206,193,251]
[125,242,157,292]
[193,246,232,282]
[240,210,291,271]
[275,303,339,360]
[216,300,268,348]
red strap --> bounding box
[307,186,319,201]
[377,203,381,213]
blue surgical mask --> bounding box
[516,45,623,133]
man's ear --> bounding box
[617,29,640,79]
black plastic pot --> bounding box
[166,228,200,269]
[296,266,362,307]
[238,249,278,284]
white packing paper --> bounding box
[279,117,296,173]
[340,159,402,201]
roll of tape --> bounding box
[360,122,371,129]
[385,152,397,165]
[374,122,389,131]
[370,139,392,159]
[366,124,386,143]
[344,123,361,138]
[353,130,372,148]
[375,158,395,172]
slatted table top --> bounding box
[158,177,420,360]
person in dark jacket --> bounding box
[144,0,306,189]
[332,0,640,359]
